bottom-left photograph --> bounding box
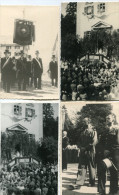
[0,102,58,195]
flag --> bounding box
[52,34,58,59]
[13,19,35,45]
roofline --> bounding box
[7,123,28,131]
[91,20,112,28]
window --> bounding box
[84,6,94,15]
[29,134,35,141]
[26,108,35,118]
[14,105,22,116]
[97,3,105,13]
[15,46,20,49]
[6,46,11,50]
[84,31,91,38]
[85,2,93,5]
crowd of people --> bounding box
[62,114,119,195]
[0,162,58,195]
[61,58,119,101]
[0,49,58,93]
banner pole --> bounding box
[23,8,26,53]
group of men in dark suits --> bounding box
[1,49,58,93]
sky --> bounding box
[61,3,67,16]
[0,6,59,72]
[0,0,60,6]
[52,103,58,119]
[62,102,85,124]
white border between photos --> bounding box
[1,0,119,6]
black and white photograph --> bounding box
[0,6,59,99]
[61,2,119,101]
[0,102,58,195]
[61,102,119,195]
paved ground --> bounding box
[0,74,59,100]
[62,164,110,195]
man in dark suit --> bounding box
[77,118,97,187]
[16,50,27,91]
[1,49,13,93]
[62,131,69,171]
[97,114,119,195]
[49,55,58,87]
[32,50,43,89]
[26,55,33,88]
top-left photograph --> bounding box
[0,6,59,99]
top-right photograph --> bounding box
[61,2,119,101]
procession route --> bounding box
[0,74,59,99]
[62,163,110,195]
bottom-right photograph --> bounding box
[61,102,119,195]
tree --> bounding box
[61,3,79,62]
[68,104,112,145]
[80,29,119,59]
[43,104,58,139]
[61,14,76,38]
[61,3,77,37]
[37,103,58,163]
[61,34,80,62]
[66,2,77,16]
[1,132,39,162]
[37,136,58,163]
[76,104,112,133]
[43,103,54,121]
[62,105,74,131]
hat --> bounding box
[35,50,40,54]
[14,52,20,56]
[12,57,16,60]
[19,50,24,55]
[28,54,31,57]
[4,49,10,54]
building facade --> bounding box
[76,2,119,38]
[1,103,43,141]
[0,36,30,58]
[0,36,22,57]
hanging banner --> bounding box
[13,19,35,45]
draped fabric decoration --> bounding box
[13,19,35,45]
[25,108,36,122]
[83,5,94,19]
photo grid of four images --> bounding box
[0,2,119,195]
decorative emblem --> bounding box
[83,5,94,19]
